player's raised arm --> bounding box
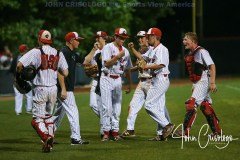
[83,42,99,64]
[128,42,142,60]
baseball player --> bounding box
[121,31,171,139]
[16,30,68,152]
[177,32,221,136]
[84,31,108,137]
[53,32,96,145]
[10,44,32,115]
[128,27,174,141]
[100,28,132,141]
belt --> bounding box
[139,77,152,81]
[109,75,120,79]
[104,73,120,79]
[151,74,168,78]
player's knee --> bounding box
[200,100,213,115]
[185,97,196,111]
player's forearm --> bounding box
[104,54,122,68]
[130,47,142,60]
[145,64,165,70]
[57,72,66,90]
[59,69,68,77]
[16,62,23,73]
[209,64,216,84]
[84,48,97,64]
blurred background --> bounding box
[1,0,240,95]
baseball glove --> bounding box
[21,65,37,81]
[14,72,32,94]
[137,58,147,70]
[84,64,99,78]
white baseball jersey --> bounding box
[90,49,100,65]
[101,42,132,75]
[19,45,68,86]
[191,46,215,105]
[142,44,170,77]
[193,46,214,80]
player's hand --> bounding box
[125,86,131,94]
[209,83,217,93]
[118,50,125,59]
[93,42,99,50]
[60,88,67,100]
[128,42,134,49]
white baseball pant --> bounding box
[145,75,170,128]
[127,79,171,134]
[100,75,122,132]
[32,85,57,138]
[90,79,103,134]
[13,85,32,114]
[53,92,82,140]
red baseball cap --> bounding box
[115,28,129,39]
[19,44,28,53]
[65,32,84,42]
[38,30,52,44]
[95,31,108,38]
[147,28,162,37]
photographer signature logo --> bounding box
[172,124,239,149]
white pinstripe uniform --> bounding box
[89,49,103,135]
[100,42,132,133]
[13,85,32,114]
[90,49,102,117]
[191,46,214,105]
[19,45,68,138]
[142,43,171,136]
[127,48,171,133]
[13,55,33,115]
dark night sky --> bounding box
[154,0,240,61]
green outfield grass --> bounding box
[0,78,239,160]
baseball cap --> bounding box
[95,31,108,38]
[146,28,162,37]
[137,31,146,37]
[38,30,52,44]
[65,32,84,42]
[19,44,28,53]
[115,28,129,39]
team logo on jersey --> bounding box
[72,55,75,61]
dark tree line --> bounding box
[0,0,175,56]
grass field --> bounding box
[0,78,240,160]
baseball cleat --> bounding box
[148,135,167,141]
[42,137,53,153]
[112,135,123,141]
[162,123,175,139]
[25,111,32,114]
[71,138,89,145]
[172,129,185,138]
[101,135,109,142]
[120,130,136,137]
